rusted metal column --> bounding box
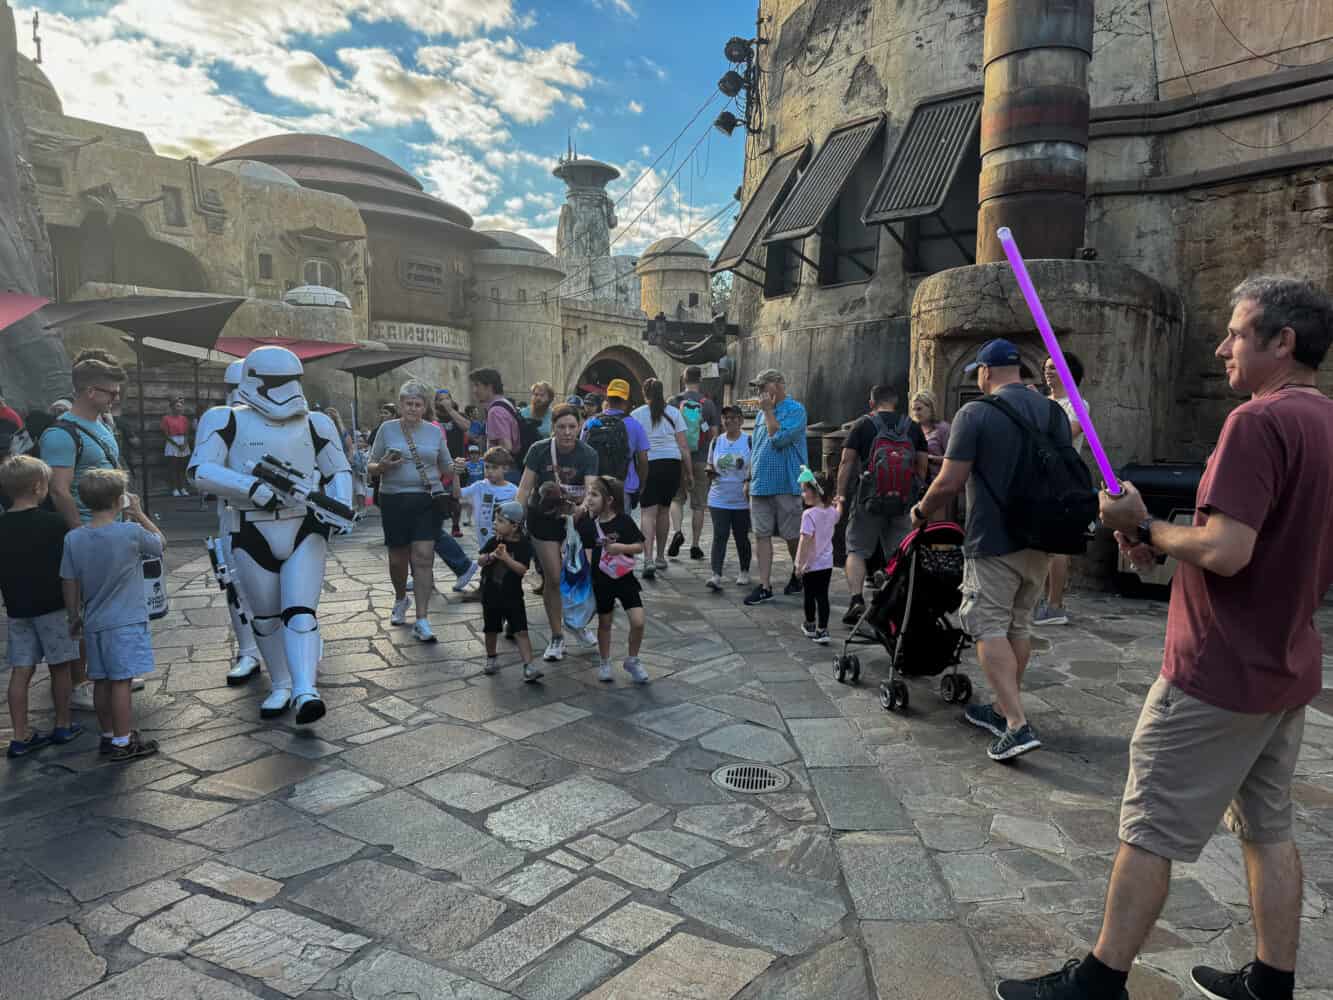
[976,0,1094,263]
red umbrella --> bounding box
[0,293,50,333]
[214,336,359,362]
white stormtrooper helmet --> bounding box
[224,360,244,405]
[236,346,308,420]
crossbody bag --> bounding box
[403,426,457,518]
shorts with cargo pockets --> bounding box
[958,549,1048,642]
[1118,677,1305,862]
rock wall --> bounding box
[0,1,69,411]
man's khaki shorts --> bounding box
[1119,677,1304,862]
[751,493,802,541]
[958,550,1048,641]
[673,458,710,508]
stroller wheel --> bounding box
[878,681,895,712]
[892,680,910,711]
[939,674,958,703]
[956,675,973,704]
[834,656,849,684]
[848,655,861,684]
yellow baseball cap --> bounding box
[606,378,631,400]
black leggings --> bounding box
[802,568,832,628]
[709,507,752,577]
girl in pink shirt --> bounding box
[795,467,838,644]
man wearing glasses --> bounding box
[38,350,134,710]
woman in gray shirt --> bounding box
[368,380,460,642]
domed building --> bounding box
[637,236,711,322]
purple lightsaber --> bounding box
[996,227,1122,496]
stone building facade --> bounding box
[4,42,691,438]
[715,0,1332,464]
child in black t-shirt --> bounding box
[478,501,541,682]
[577,477,649,684]
[0,456,82,757]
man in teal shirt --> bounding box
[743,369,808,605]
[38,350,130,710]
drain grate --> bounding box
[710,763,791,794]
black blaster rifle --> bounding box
[205,536,252,626]
[248,454,356,532]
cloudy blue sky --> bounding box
[15,0,750,254]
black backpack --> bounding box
[584,412,632,479]
[975,394,1098,555]
[490,398,540,458]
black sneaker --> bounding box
[813,628,830,645]
[800,622,818,639]
[1191,963,1264,999]
[783,574,802,596]
[841,595,866,626]
[963,703,1007,737]
[988,723,1042,761]
[667,531,685,558]
[689,545,704,561]
[743,585,774,606]
[996,959,1128,1000]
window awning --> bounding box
[0,293,48,333]
[41,294,247,350]
[214,337,360,362]
[762,115,885,244]
[334,348,427,380]
[710,143,811,274]
[862,90,982,225]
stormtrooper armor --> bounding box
[215,360,262,686]
[189,347,352,724]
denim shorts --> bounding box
[6,610,80,668]
[85,622,156,682]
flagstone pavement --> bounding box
[2,520,1332,1000]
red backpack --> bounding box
[859,413,917,517]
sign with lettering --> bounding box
[371,321,470,360]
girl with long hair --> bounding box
[630,378,693,579]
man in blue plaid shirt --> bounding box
[743,369,808,606]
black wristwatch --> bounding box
[1136,515,1156,545]
[912,504,926,522]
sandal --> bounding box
[108,734,158,763]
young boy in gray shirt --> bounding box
[60,468,166,763]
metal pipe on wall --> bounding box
[976,0,1094,263]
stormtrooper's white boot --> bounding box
[286,615,325,725]
[225,602,262,685]
[252,617,292,717]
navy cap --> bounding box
[963,338,1022,373]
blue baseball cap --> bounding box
[963,338,1022,373]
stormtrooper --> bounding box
[207,360,263,686]
[189,346,352,724]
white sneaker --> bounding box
[623,657,650,684]
[406,577,415,592]
[578,627,597,645]
[735,572,751,586]
[542,636,565,662]
[597,661,614,683]
[412,620,437,643]
[453,562,479,592]
[523,662,544,683]
[483,658,500,676]
[706,575,723,591]
[70,682,95,711]
[129,677,145,691]
[390,596,411,626]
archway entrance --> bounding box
[575,346,657,408]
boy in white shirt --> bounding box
[455,447,519,549]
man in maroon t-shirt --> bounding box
[999,277,1333,1000]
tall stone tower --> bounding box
[552,152,640,310]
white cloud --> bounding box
[627,100,644,114]
[414,144,503,217]
[575,118,593,132]
[591,0,636,16]
[418,38,591,124]
[627,56,667,81]
[639,144,651,157]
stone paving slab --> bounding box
[4,527,1330,1000]
[0,921,105,1000]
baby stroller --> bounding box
[832,521,972,712]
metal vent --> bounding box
[711,763,791,794]
[764,114,885,244]
[862,90,982,225]
[710,143,811,273]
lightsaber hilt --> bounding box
[995,227,1122,496]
